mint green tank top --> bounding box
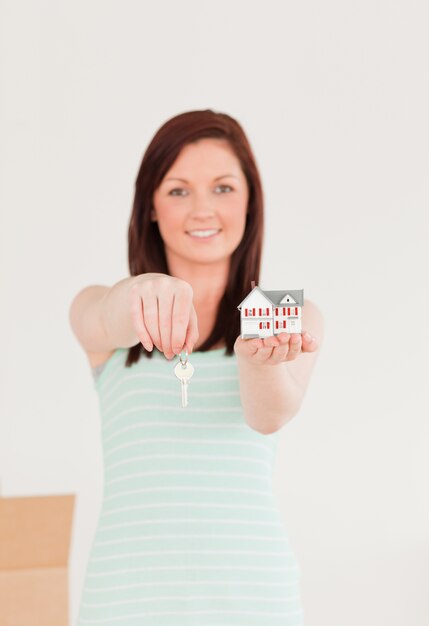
[76,346,304,625]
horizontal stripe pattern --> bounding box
[77,347,304,625]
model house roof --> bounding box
[237,286,304,309]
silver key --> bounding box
[174,351,194,408]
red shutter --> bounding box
[266,307,269,315]
[287,307,290,315]
[259,322,262,329]
[283,307,286,315]
[283,320,286,328]
[267,322,270,328]
[259,308,262,315]
[253,308,255,316]
[275,307,278,315]
[245,308,248,316]
[295,307,298,315]
[276,320,278,328]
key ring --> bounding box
[179,350,188,367]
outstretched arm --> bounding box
[234,299,325,434]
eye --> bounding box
[215,185,233,193]
[168,188,188,196]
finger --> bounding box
[277,332,291,354]
[251,336,279,363]
[129,287,153,351]
[286,333,302,360]
[249,337,264,352]
[302,331,318,352]
[181,305,199,354]
[263,334,281,349]
[266,334,290,364]
[239,337,263,357]
[157,291,174,359]
[171,288,193,355]
[142,292,163,352]
[255,333,286,365]
[278,331,291,344]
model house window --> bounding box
[245,308,256,316]
[259,321,270,329]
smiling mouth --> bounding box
[186,229,222,239]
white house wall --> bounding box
[239,291,302,338]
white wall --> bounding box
[1,1,428,624]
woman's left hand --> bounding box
[233,331,319,366]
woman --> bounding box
[70,109,324,625]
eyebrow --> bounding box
[164,174,239,183]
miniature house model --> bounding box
[237,282,304,339]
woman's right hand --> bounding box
[129,273,199,359]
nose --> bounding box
[189,191,216,218]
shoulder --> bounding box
[302,298,325,345]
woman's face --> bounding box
[152,138,249,271]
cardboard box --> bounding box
[0,493,75,626]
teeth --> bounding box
[188,229,220,238]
